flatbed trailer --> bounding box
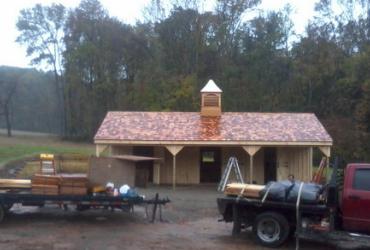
[0,191,170,222]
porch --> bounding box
[96,144,331,188]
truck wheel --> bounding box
[253,212,290,248]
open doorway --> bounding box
[200,148,221,183]
[264,147,277,183]
[133,146,154,186]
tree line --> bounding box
[5,0,370,162]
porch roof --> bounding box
[94,112,332,146]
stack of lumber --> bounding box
[224,183,265,198]
[59,174,88,195]
[0,179,31,189]
[31,175,60,195]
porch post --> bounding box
[250,155,254,184]
[173,155,176,190]
[165,145,184,190]
[319,146,331,180]
[96,144,108,157]
[243,146,261,184]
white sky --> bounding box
[0,0,316,68]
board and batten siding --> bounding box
[221,147,264,185]
[108,145,313,185]
[276,147,312,182]
[161,147,200,184]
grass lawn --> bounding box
[0,134,94,167]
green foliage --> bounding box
[0,66,60,133]
[13,0,370,162]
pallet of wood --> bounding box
[32,174,60,186]
[0,179,31,189]
[31,184,59,195]
[59,174,88,195]
[31,175,61,195]
[224,183,265,198]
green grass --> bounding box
[0,144,93,167]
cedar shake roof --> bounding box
[94,112,332,144]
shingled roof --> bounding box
[94,112,332,145]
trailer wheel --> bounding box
[3,204,13,212]
[0,206,4,223]
[253,212,290,248]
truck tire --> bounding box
[252,212,290,248]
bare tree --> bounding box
[16,3,67,136]
[0,79,18,137]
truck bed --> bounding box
[217,195,328,222]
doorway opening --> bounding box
[133,146,154,186]
[264,147,277,183]
[200,148,221,183]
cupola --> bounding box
[200,79,222,117]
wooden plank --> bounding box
[60,186,87,195]
[0,179,31,189]
[31,184,59,195]
[32,175,61,186]
[111,155,162,162]
[224,183,265,198]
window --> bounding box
[202,151,215,163]
[203,94,219,107]
[353,169,370,191]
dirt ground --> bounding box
[0,185,334,250]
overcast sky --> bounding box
[0,0,316,68]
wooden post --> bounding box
[243,146,261,184]
[250,155,254,184]
[95,144,108,157]
[172,155,176,190]
[165,145,184,190]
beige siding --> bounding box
[277,147,312,182]
[160,147,200,184]
[221,147,264,185]
[110,145,133,155]
[105,144,314,185]
[153,146,165,184]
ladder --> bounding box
[40,154,56,175]
[218,157,244,192]
[312,157,327,184]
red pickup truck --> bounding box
[217,163,370,249]
[341,164,370,233]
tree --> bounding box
[0,76,18,137]
[16,3,67,135]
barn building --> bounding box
[94,80,332,188]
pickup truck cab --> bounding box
[342,164,370,233]
[217,163,370,248]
